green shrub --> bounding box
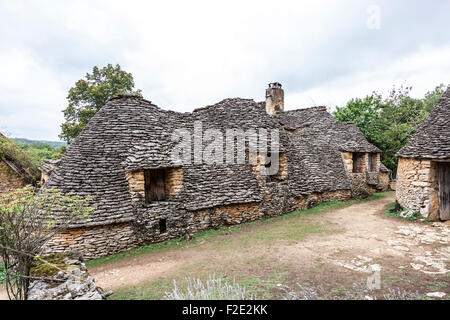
[0,263,5,284]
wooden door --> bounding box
[144,169,166,202]
[438,163,450,220]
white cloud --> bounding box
[0,48,66,139]
[0,0,449,140]
[287,45,450,110]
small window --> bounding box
[159,218,167,233]
[264,152,272,169]
[144,169,166,203]
[368,153,377,172]
[352,153,365,173]
[265,152,287,182]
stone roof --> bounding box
[279,108,380,153]
[397,87,450,159]
[380,163,390,173]
[45,95,380,227]
[39,159,61,175]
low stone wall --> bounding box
[396,157,439,220]
[349,173,376,198]
[27,253,110,300]
[46,223,138,260]
[134,202,188,244]
[213,202,261,225]
[377,171,390,191]
[0,160,25,193]
[291,190,352,211]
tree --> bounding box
[60,64,142,143]
[333,84,446,175]
[17,141,65,165]
[0,186,94,299]
[334,93,385,148]
[422,84,447,113]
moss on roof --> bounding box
[0,133,39,184]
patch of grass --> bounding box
[86,237,187,268]
[427,281,448,292]
[328,285,349,298]
[382,274,411,288]
[87,192,394,267]
[384,202,430,222]
[111,278,173,300]
[238,271,289,299]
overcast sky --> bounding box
[1,0,449,141]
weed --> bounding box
[385,202,430,222]
[164,274,255,300]
[383,288,421,300]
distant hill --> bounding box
[13,138,67,149]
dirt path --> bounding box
[86,194,449,292]
[1,193,448,299]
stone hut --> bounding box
[44,84,389,259]
[39,159,60,184]
[396,87,450,221]
[0,133,36,193]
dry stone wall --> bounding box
[341,152,381,198]
[125,167,183,202]
[27,253,110,300]
[165,167,183,199]
[0,160,25,193]
[396,158,439,220]
[377,171,390,191]
[45,223,138,260]
[45,150,383,260]
[43,96,387,260]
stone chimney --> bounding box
[265,82,284,116]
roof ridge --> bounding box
[284,106,328,113]
[108,94,153,104]
[193,97,255,113]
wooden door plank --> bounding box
[438,163,450,220]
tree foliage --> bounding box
[0,186,94,299]
[334,84,447,175]
[60,64,142,143]
[17,141,65,165]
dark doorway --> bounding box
[159,218,167,233]
[438,162,450,220]
[144,169,166,203]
